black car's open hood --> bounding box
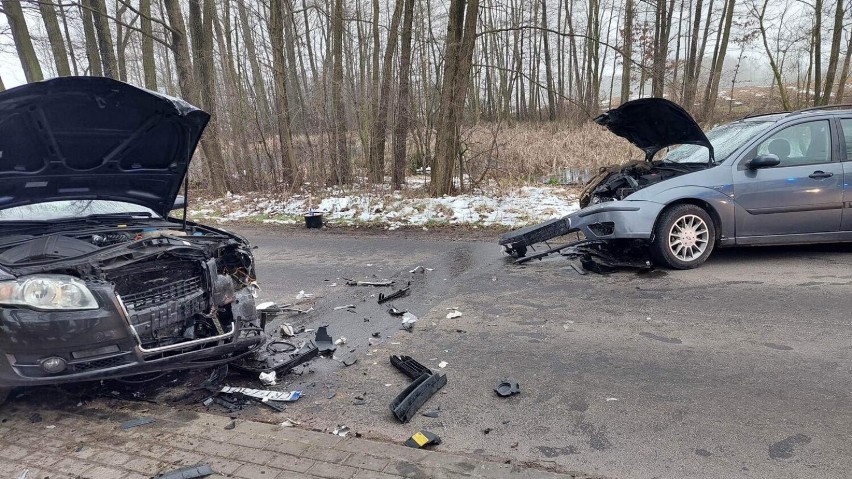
[594,98,713,162]
[0,76,209,217]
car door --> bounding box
[839,118,852,231]
[732,119,843,240]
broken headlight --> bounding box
[0,275,98,310]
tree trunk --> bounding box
[236,0,271,118]
[368,0,404,183]
[812,0,822,104]
[682,0,703,109]
[836,32,852,103]
[81,2,103,76]
[819,0,844,104]
[541,0,556,120]
[140,0,157,89]
[755,0,790,110]
[59,4,79,75]
[2,0,43,82]
[87,0,118,78]
[39,2,72,77]
[430,0,480,196]
[269,0,299,185]
[702,0,735,122]
[330,0,349,185]
[620,0,633,104]
[392,0,415,188]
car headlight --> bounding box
[0,275,98,310]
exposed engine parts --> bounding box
[579,161,709,208]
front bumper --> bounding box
[0,287,263,388]
[500,200,665,249]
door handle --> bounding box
[809,171,834,179]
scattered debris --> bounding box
[224,420,236,430]
[259,371,277,386]
[353,399,367,406]
[483,428,493,434]
[404,430,442,449]
[494,379,521,397]
[422,410,441,418]
[220,386,301,402]
[334,304,356,310]
[390,355,448,423]
[372,332,381,338]
[335,337,347,346]
[438,361,448,368]
[327,392,337,399]
[606,397,619,402]
[120,417,156,430]
[341,357,358,367]
[315,326,336,354]
[388,307,408,316]
[16,470,28,479]
[332,425,351,437]
[202,397,215,407]
[445,310,463,319]
[378,282,411,304]
[345,278,394,287]
[401,312,418,331]
[28,413,42,423]
[295,290,314,300]
[279,323,295,337]
[45,425,56,429]
[409,266,427,274]
[153,464,215,479]
[280,419,300,427]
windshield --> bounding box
[662,120,774,164]
[0,200,160,222]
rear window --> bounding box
[840,119,852,161]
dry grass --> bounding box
[462,122,636,187]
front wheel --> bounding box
[650,204,716,269]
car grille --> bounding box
[121,277,204,311]
[71,354,131,372]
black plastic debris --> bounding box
[387,307,407,316]
[224,420,236,430]
[404,430,442,449]
[422,410,441,418]
[199,365,229,392]
[28,413,42,423]
[378,282,411,304]
[153,463,215,479]
[121,417,156,429]
[315,326,336,354]
[389,355,447,423]
[494,379,520,397]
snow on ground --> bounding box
[190,182,580,229]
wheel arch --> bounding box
[651,198,723,243]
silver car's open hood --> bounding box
[594,98,713,162]
[0,76,209,217]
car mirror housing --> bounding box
[747,154,781,170]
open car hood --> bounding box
[593,98,713,161]
[0,76,209,217]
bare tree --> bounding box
[38,1,72,76]
[3,0,44,82]
[368,0,404,183]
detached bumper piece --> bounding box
[153,464,215,479]
[561,240,652,274]
[499,217,573,257]
[389,355,447,423]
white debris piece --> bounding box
[401,312,418,330]
[335,337,347,345]
[332,425,350,437]
[606,397,619,402]
[446,310,463,319]
[409,266,426,273]
[296,290,314,300]
[280,419,301,427]
[438,361,448,368]
[279,323,295,337]
[259,372,277,386]
[220,386,301,402]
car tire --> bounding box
[651,204,716,269]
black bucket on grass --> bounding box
[304,212,324,229]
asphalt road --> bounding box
[231,225,852,479]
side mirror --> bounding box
[747,154,780,170]
[172,195,186,210]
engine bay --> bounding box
[579,160,711,208]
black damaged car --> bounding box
[0,77,265,402]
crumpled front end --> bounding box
[0,232,264,387]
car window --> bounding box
[753,120,832,167]
[0,200,159,221]
[840,119,852,161]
